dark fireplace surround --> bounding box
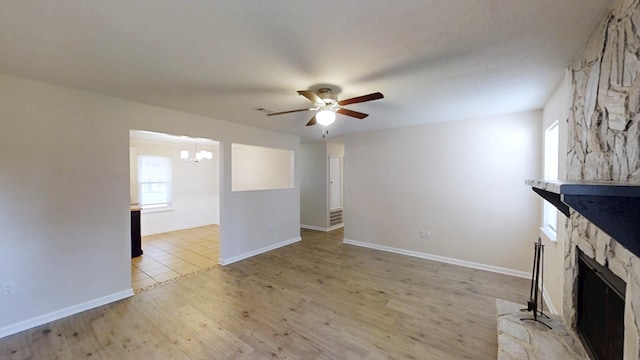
[577,249,625,360]
[526,179,640,359]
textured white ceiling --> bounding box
[0,0,612,140]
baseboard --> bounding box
[342,239,530,279]
[540,284,558,315]
[0,288,134,339]
[219,236,302,266]
[142,221,217,236]
[301,224,344,232]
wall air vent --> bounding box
[330,209,343,226]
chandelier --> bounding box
[180,139,212,162]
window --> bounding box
[542,120,559,240]
[138,155,172,208]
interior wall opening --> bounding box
[129,130,221,292]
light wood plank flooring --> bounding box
[0,228,528,359]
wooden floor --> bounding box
[0,228,529,359]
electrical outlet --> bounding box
[425,231,432,239]
[2,282,15,296]
[420,230,427,238]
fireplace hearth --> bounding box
[577,250,625,360]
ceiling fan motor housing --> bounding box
[317,88,337,106]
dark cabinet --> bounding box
[131,207,143,258]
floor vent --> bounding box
[330,209,343,226]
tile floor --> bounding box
[131,224,219,292]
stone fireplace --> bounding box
[564,207,640,359]
[519,179,639,359]
[564,0,640,358]
[500,1,640,358]
[498,1,640,357]
[516,0,640,358]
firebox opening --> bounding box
[577,249,626,360]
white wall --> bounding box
[540,73,570,314]
[343,111,541,274]
[327,142,345,158]
[0,73,300,337]
[231,143,294,192]
[130,139,220,235]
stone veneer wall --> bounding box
[565,0,640,358]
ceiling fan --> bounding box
[267,88,384,127]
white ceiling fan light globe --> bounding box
[316,109,336,126]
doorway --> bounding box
[129,130,221,292]
[329,155,343,227]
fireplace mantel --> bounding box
[526,179,640,257]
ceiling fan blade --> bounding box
[297,90,323,104]
[266,108,311,116]
[338,92,384,106]
[306,115,317,126]
[337,108,369,119]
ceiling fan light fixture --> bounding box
[267,89,383,134]
[316,109,336,126]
